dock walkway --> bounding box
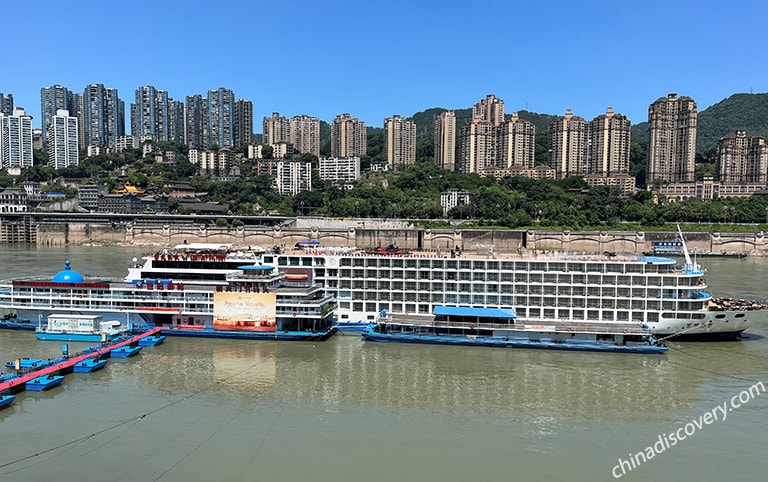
[0,327,162,394]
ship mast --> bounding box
[677,224,694,270]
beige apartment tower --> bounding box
[289,115,321,157]
[590,107,631,176]
[434,111,456,171]
[498,112,536,169]
[263,112,290,146]
[647,93,697,184]
[472,94,505,126]
[717,131,768,185]
[548,109,588,179]
[384,115,416,169]
[331,113,366,158]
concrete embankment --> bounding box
[24,219,768,256]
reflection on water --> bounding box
[0,247,767,482]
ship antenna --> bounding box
[677,224,694,269]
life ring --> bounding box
[623,328,628,333]
[292,311,297,317]
[567,327,572,332]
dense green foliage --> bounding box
[9,92,768,230]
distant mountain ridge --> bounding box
[405,93,768,153]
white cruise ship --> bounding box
[257,242,765,339]
[0,245,337,341]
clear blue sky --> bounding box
[2,0,766,132]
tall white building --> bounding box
[319,157,360,184]
[47,109,79,169]
[0,107,34,169]
[276,161,312,195]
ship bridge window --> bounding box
[340,258,351,267]
[353,259,364,267]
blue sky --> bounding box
[2,0,766,131]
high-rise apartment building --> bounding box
[81,84,124,150]
[275,161,312,196]
[548,109,589,179]
[234,99,253,148]
[472,94,505,126]
[263,112,290,145]
[168,100,185,145]
[290,115,320,157]
[40,85,75,147]
[0,107,34,169]
[47,109,79,169]
[716,131,768,185]
[131,86,169,141]
[207,88,235,148]
[319,157,360,184]
[459,119,497,174]
[0,93,13,116]
[434,111,456,171]
[384,115,416,169]
[185,94,206,149]
[331,113,366,158]
[647,93,697,184]
[589,107,631,176]
[498,112,536,169]
[459,95,519,174]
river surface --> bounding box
[0,246,766,482]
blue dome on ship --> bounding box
[51,260,85,283]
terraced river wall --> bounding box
[24,219,768,255]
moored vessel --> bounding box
[361,307,668,354]
[0,244,337,342]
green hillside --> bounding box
[697,93,768,151]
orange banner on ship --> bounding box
[213,292,277,332]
